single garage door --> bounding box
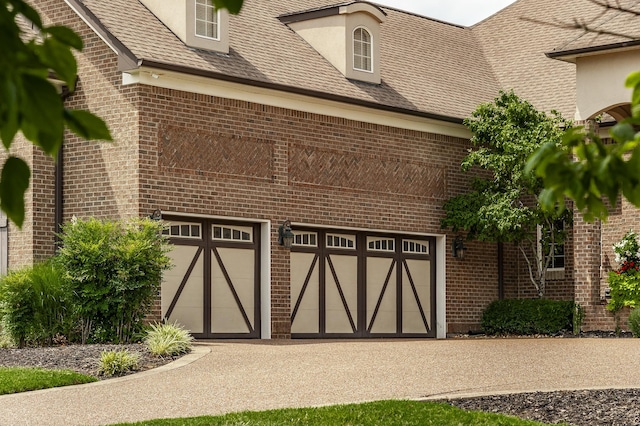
[291,229,435,338]
[161,217,261,339]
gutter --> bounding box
[547,39,640,61]
[65,0,464,125]
[137,59,465,125]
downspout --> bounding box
[498,242,504,300]
[55,85,72,249]
[54,144,63,247]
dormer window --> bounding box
[280,2,386,84]
[195,0,219,40]
[353,27,372,72]
[139,0,229,54]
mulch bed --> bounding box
[0,343,179,379]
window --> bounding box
[367,237,395,252]
[539,221,565,270]
[326,234,356,249]
[195,0,219,40]
[212,225,252,242]
[353,27,372,72]
[403,240,429,254]
[162,222,202,239]
[293,232,318,247]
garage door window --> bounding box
[162,222,202,239]
[367,237,395,252]
[293,232,318,247]
[326,234,356,249]
[403,240,429,254]
[212,225,252,242]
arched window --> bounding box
[353,27,372,72]
[195,0,219,40]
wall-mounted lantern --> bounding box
[149,209,162,221]
[278,219,295,249]
[452,235,467,259]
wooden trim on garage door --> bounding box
[162,216,261,339]
[291,229,436,338]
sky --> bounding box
[374,0,518,26]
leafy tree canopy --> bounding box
[1,0,111,227]
[527,72,640,222]
[442,91,569,242]
[442,91,571,297]
[0,0,244,228]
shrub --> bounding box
[145,321,193,357]
[97,350,140,377]
[573,303,585,335]
[0,269,34,347]
[481,299,574,335]
[57,217,171,343]
[0,261,69,347]
[0,326,13,348]
[629,309,640,337]
[606,231,640,334]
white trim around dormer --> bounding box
[122,67,470,139]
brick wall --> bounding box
[135,85,506,334]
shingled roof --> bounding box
[472,0,613,119]
[547,0,640,60]
[71,0,501,122]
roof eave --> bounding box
[136,59,464,125]
[547,39,640,62]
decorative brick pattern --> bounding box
[289,144,445,199]
[159,126,273,181]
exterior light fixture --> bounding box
[452,235,467,259]
[278,219,294,249]
[149,209,162,221]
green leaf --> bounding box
[64,109,113,141]
[11,0,43,29]
[43,25,83,50]
[0,79,19,149]
[211,0,244,14]
[36,37,78,88]
[19,74,64,155]
[0,156,31,228]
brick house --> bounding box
[11,0,640,338]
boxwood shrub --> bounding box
[481,299,575,335]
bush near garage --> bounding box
[481,299,575,335]
[628,308,640,337]
[57,217,172,344]
[0,217,173,347]
[0,261,70,347]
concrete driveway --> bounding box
[1,338,640,425]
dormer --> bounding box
[280,2,386,84]
[139,0,229,54]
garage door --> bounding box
[161,217,261,339]
[291,230,435,338]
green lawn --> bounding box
[112,400,556,425]
[0,367,97,395]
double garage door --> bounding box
[291,229,436,338]
[161,218,435,339]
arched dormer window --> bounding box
[195,0,219,40]
[353,27,372,72]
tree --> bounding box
[527,72,640,222]
[1,0,244,228]
[525,0,640,222]
[442,91,571,298]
